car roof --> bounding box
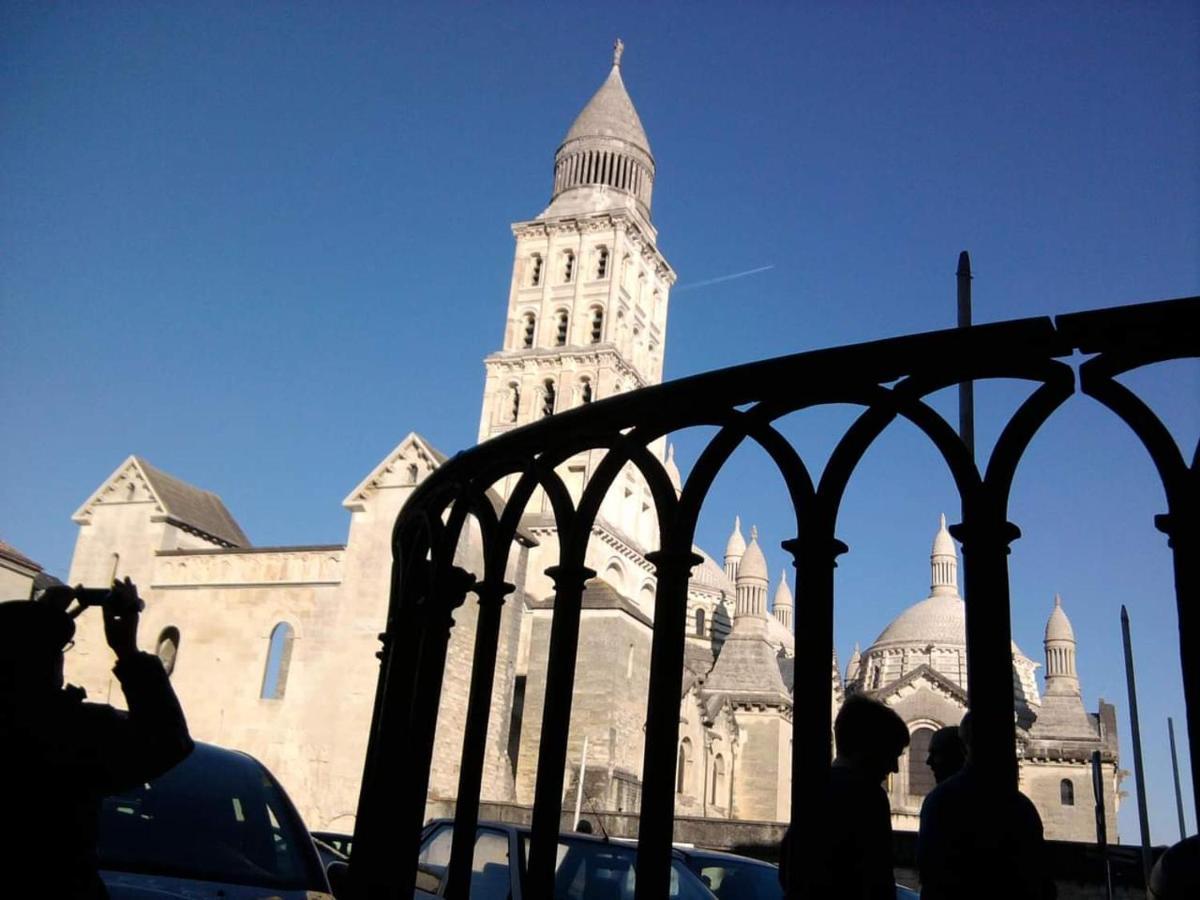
[672,846,777,868]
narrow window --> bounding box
[695,608,706,636]
[626,643,634,679]
[509,384,520,423]
[596,247,609,279]
[563,251,575,284]
[908,727,937,798]
[542,380,556,417]
[676,738,692,794]
[590,307,604,343]
[580,379,593,404]
[407,463,419,484]
[1060,779,1075,806]
[522,312,536,349]
[261,622,295,700]
[555,310,569,346]
[156,626,180,677]
[711,754,725,805]
[529,254,542,287]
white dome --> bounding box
[873,593,966,648]
[773,570,793,608]
[1045,594,1075,642]
[932,513,956,557]
[737,527,768,582]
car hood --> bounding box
[102,870,331,899]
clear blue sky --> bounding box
[2,2,1197,844]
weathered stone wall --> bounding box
[1021,758,1120,843]
[729,708,790,821]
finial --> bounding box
[667,443,675,463]
[939,512,947,530]
[1054,593,1062,608]
[751,525,758,541]
[779,569,788,586]
[734,514,741,531]
[613,38,624,68]
[956,251,972,278]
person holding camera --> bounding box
[0,578,193,898]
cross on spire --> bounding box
[613,38,624,68]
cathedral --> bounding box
[54,44,1118,842]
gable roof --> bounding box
[0,538,43,574]
[865,663,968,706]
[73,455,249,548]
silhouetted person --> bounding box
[1149,835,1200,899]
[781,695,910,899]
[917,713,1054,899]
[926,725,966,785]
[0,579,193,899]
[575,818,594,834]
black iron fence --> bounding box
[347,295,1198,899]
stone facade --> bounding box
[46,45,1117,842]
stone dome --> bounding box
[773,570,793,608]
[1045,594,1075,642]
[872,593,967,648]
[737,527,768,583]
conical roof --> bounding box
[932,513,955,557]
[773,570,793,608]
[563,61,652,155]
[737,526,768,582]
[724,516,746,558]
[1045,594,1076,642]
[664,443,682,494]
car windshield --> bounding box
[96,746,323,890]
[688,855,782,899]
[520,834,714,900]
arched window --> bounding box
[542,380,556,417]
[509,383,521,423]
[908,727,936,798]
[555,310,569,346]
[562,250,575,284]
[580,378,593,404]
[676,738,692,794]
[261,622,295,700]
[590,307,604,343]
[596,247,609,279]
[1060,779,1075,806]
[529,254,543,287]
[156,626,180,677]
[626,643,634,680]
[695,608,706,636]
[711,754,726,805]
[522,312,536,349]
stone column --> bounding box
[634,549,702,900]
[444,578,517,900]
[525,563,596,900]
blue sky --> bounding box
[2,2,1197,843]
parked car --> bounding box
[313,830,354,859]
[97,741,334,899]
[414,818,716,899]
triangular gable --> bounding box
[869,663,969,707]
[342,432,448,510]
[72,456,249,548]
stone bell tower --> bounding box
[477,39,677,449]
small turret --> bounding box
[846,642,862,685]
[1044,594,1080,695]
[773,569,793,630]
[735,526,769,619]
[930,513,959,598]
[724,516,746,582]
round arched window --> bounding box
[156,626,180,677]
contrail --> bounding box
[675,264,775,292]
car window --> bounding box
[416,825,511,898]
[520,836,714,899]
[96,749,322,891]
[697,861,782,899]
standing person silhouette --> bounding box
[925,725,966,785]
[781,695,910,899]
[918,713,1055,898]
[0,578,193,898]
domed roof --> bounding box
[1045,594,1075,642]
[873,593,967,647]
[562,55,652,155]
[773,570,793,608]
[737,526,768,582]
[724,516,746,558]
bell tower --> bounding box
[478,40,676,445]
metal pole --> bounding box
[572,735,589,830]
[956,251,975,464]
[1168,717,1188,840]
[1121,605,1154,887]
[1092,750,1113,900]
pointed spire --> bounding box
[930,513,959,598]
[1044,593,1079,695]
[664,442,682,494]
[613,37,624,68]
[847,642,862,684]
[724,515,746,583]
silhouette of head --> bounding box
[927,725,967,784]
[834,695,910,782]
[957,711,973,762]
[575,819,594,834]
[0,599,74,695]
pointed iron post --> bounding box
[956,251,975,464]
[1168,717,1188,840]
[1121,605,1154,886]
